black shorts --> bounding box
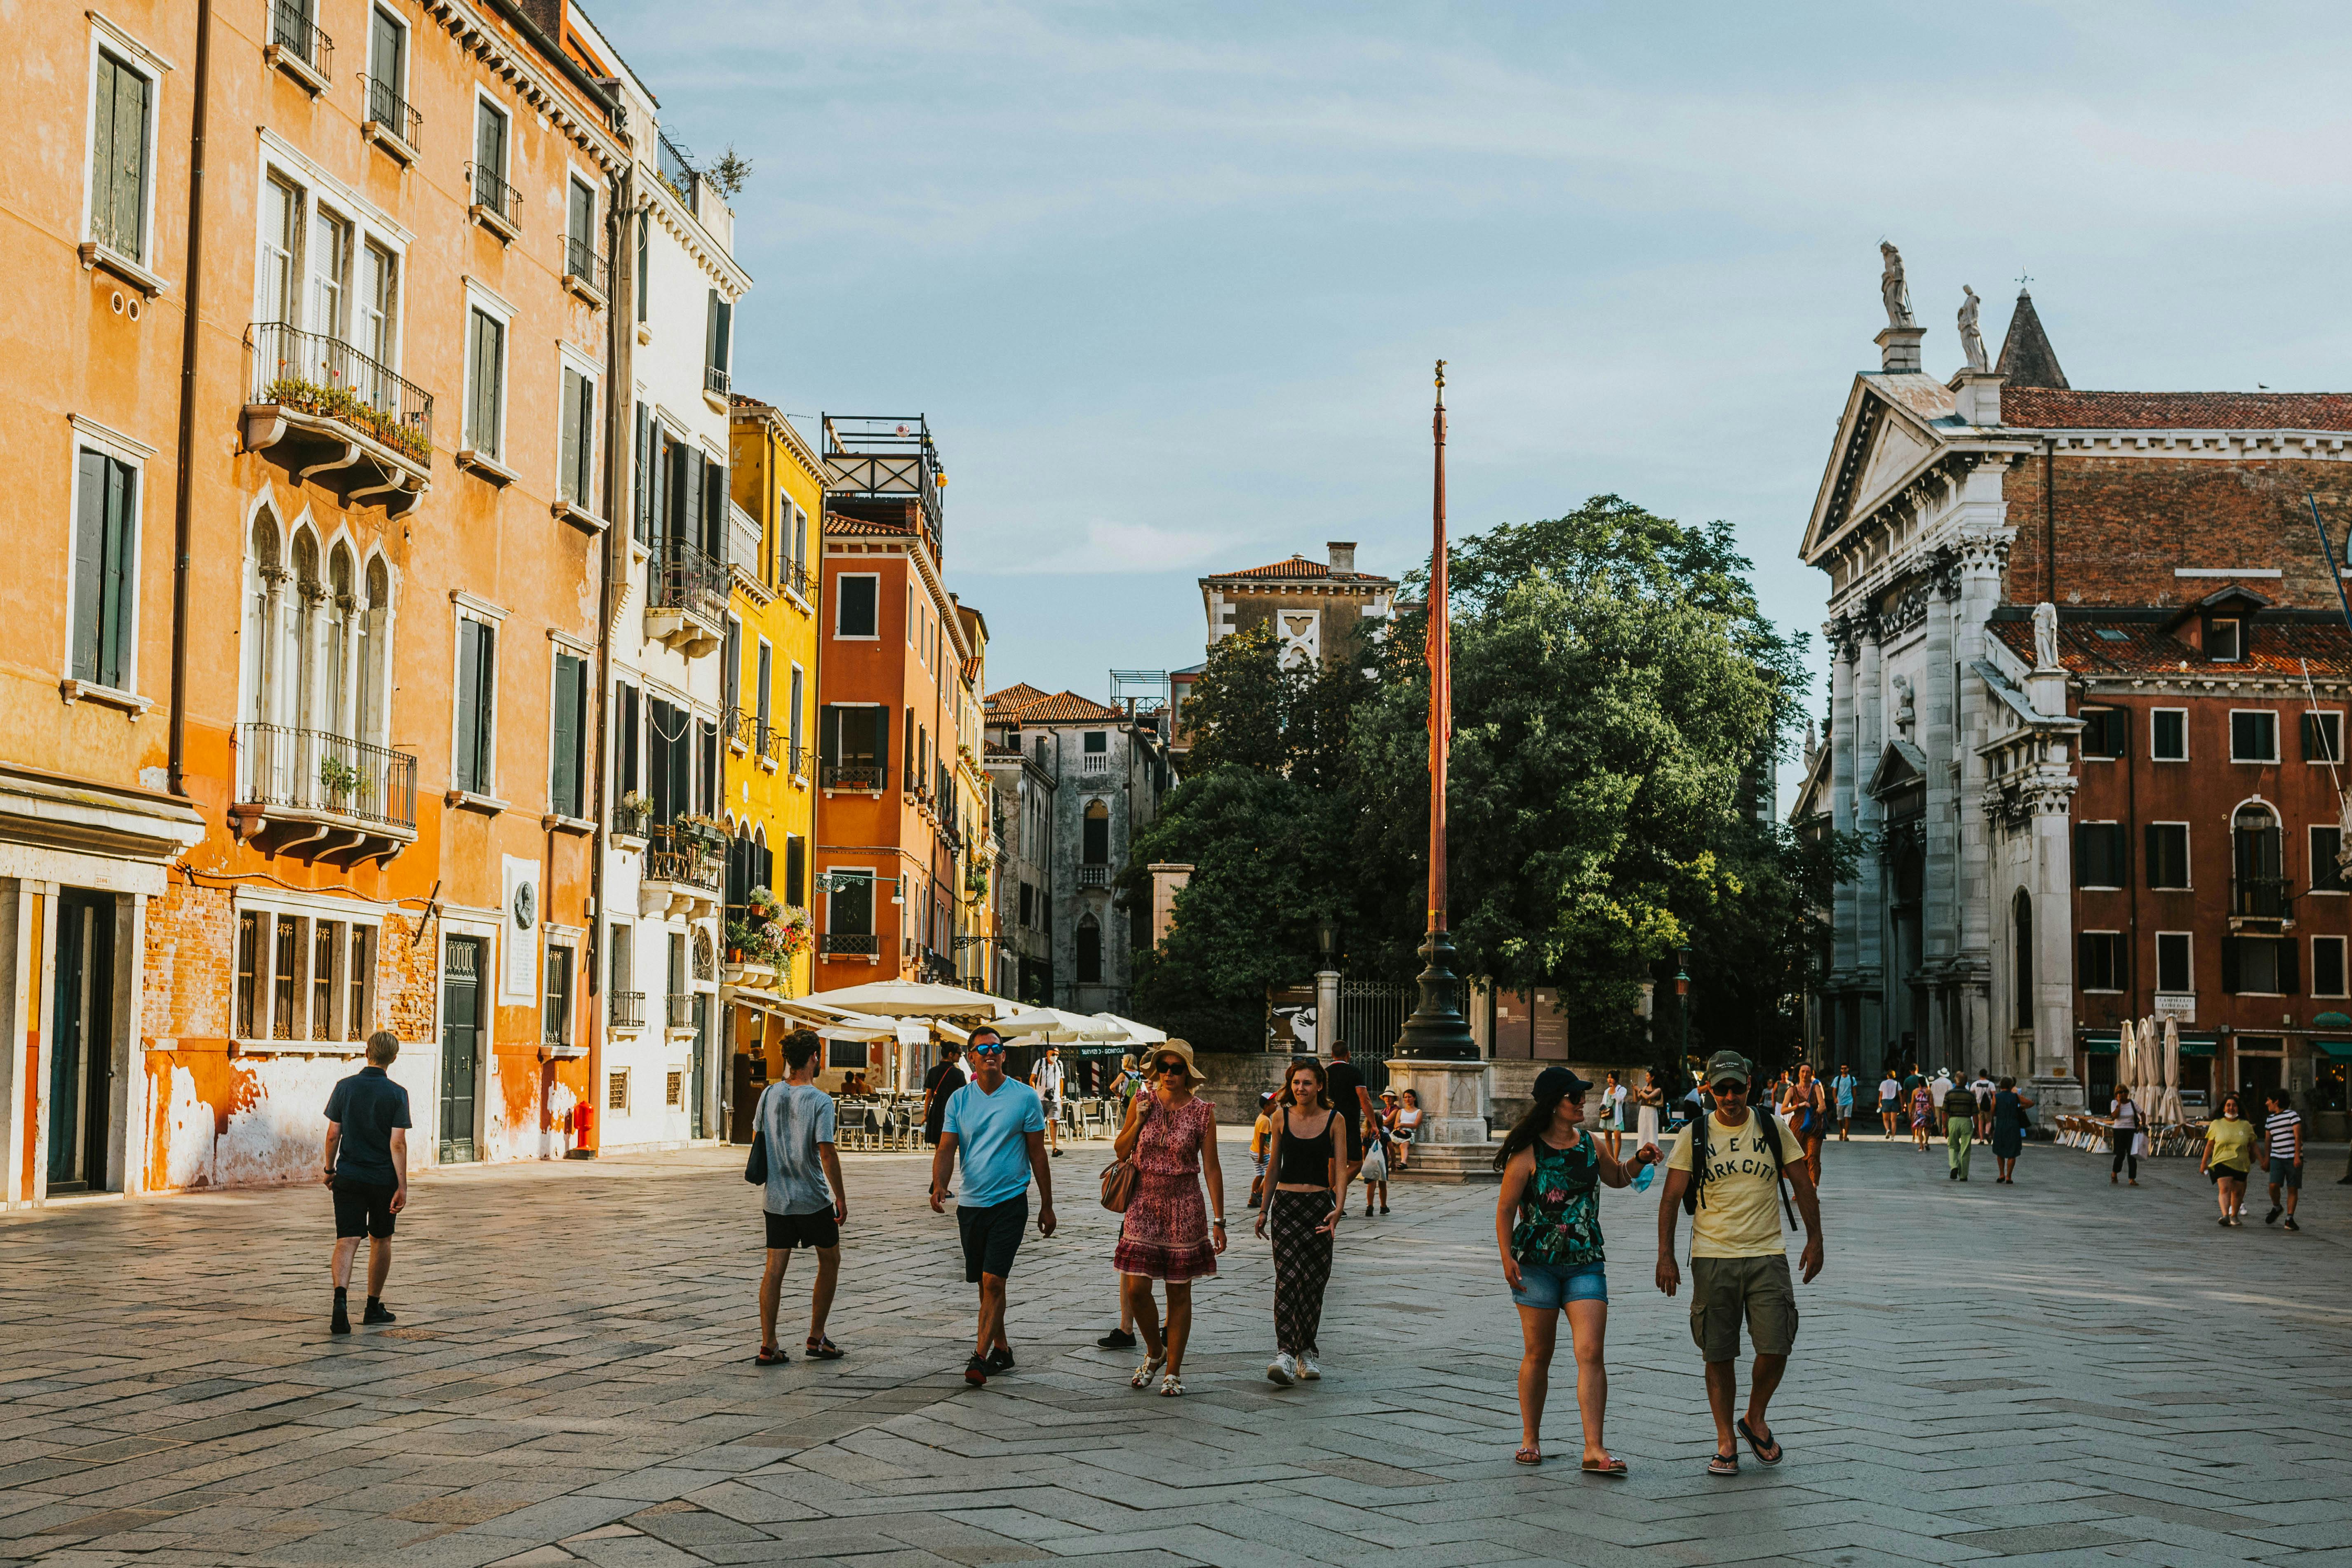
[331,1178,397,1239]
[764,1209,840,1250]
[957,1196,1028,1282]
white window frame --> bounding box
[2313,935,2350,999]
[2228,708,2279,764]
[2146,820,2191,891]
[306,199,353,341]
[81,25,165,276]
[2302,708,2344,766]
[755,635,774,762]
[542,936,578,1048]
[2079,705,2124,762]
[449,592,507,800]
[788,661,806,776]
[251,138,411,352]
[366,5,408,103]
[2079,929,2126,994]
[63,416,154,701]
[230,887,388,1050]
[2076,818,2125,892]
[2150,705,2188,762]
[2209,616,2243,663]
[2154,930,2193,997]
[461,280,514,462]
[2310,823,2347,896]
[835,572,881,640]
[555,342,600,511]
[564,167,597,268]
[472,87,512,186]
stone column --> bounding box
[2029,773,2080,1107]
[1314,969,1339,1057]
[1383,1057,1495,1183]
[1853,614,1886,1060]
[1828,619,1859,1052]
[1923,552,1958,1072]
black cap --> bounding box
[1533,1065,1592,1102]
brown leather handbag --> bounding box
[1099,1099,1152,1213]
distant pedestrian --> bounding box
[1656,1051,1824,1478]
[1325,1039,1378,1181]
[1634,1079,1665,1150]
[1256,1060,1343,1387]
[322,1031,411,1335]
[2108,1087,2142,1186]
[1830,1065,1858,1142]
[1782,1065,1827,1183]
[1969,1069,1996,1143]
[752,1029,848,1365]
[1600,1072,1628,1163]
[1248,1091,1275,1208]
[1942,1078,1979,1181]
[1926,1067,1956,1136]
[1990,1078,2033,1183]
[1031,1044,1068,1158]
[929,1026,1056,1387]
[1114,1041,1225,1396]
[1363,1089,1399,1214]
[1392,1088,1424,1169]
[1908,1081,1934,1151]
[1877,1070,1901,1138]
[1494,1066,1658,1470]
[2261,1091,2303,1231]
[2201,1093,2255,1226]
[922,1042,966,1161]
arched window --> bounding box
[1075,913,1102,984]
[1082,799,1110,865]
[242,513,280,728]
[289,530,320,731]
[327,545,354,739]
[2012,889,2032,1030]
[358,557,390,748]
[2235,803,2284,918]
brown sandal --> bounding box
[1514,1446,1543,1466]
[1581,1455,1628,1476]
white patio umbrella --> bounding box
[1092,1011,1167,1044]
[809,980,1015,1021]
[2158,1016,2185,1125]
[995,1006,1134,1045]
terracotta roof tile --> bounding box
[2003,390,2352,432]
[1205,555,1388,582]
[983,683,1049,717]
[1990,616,2352,678]
[827,515,913,538]
[1002,691,1124,723]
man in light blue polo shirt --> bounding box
[929,1027,1056,1386]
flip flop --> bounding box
[1736,1415,1783,1465]
[1580,1455,1628,1476]
[1707,1450,1739,1476]
[1514,1447,1543,1466]
[804,1336,845,1360]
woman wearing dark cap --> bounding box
[1493,1065,1660,1471]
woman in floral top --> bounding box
[1492,1065,1660,1472]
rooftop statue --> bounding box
[1879,242,1916,330]
[1959,285,1988,373]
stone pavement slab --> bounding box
[1,1129,2347,1566]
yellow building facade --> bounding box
[720,397,822,1011]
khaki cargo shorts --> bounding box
[1689,1254,1797,1363]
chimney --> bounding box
[1327,541,1357,575]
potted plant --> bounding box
[318,753,363,807]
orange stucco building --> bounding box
[2,0,636,1206]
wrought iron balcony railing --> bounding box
[246,321,432,465]
[666,992,694,1028]
[271,0,333,78]
[607,990,645,1028]
[821,764,883,791]
[564,235,609,297]
[648,538,728,628]
[783,561,813,600]
[612,799,650,839]
[642,824,723,892]
[360,73,420,150]
[467,161,522,230]
[2232,876,2294,921]
[235,722,417,829]
[657,131,700,214]
[820,932,879,956]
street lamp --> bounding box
[1395,362,1478,1060]
[1675,946,1694,1071]
[1316,916,1338,965]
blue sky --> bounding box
[592,0,2352,780]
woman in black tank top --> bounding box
[1252,1061,1344,1387]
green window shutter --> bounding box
[2282,937,2300,996]
[559,369,582,503]
[456,619,482,791]
[473,621,498,793]
[682,448,703,557]
[616,680,638,793]
[2221,937,2241,994]
[704,457,727,560]
[756,643,771,736]
[704,290,718,369]
[818,705,840,769]
[632,402,651,540]
[113,62,148,260]
[99,456,134,689]
[552,653,581,817]
[576,374,595,511]
[71,452,105,682]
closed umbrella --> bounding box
[2159,1016,2184,1126]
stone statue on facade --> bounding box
[1958,285,1988,372]
[1892,673,1916,735]
[2032,601,2060,668]
[1879,242,1916,329]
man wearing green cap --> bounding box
[1655,1050,1824,1477]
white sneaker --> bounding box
[1265,1353,1296,1387]
[1296,1353,1322,1380]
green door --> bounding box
[47,890,114,1192]
[439,936,482,1162]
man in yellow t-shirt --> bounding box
[1656,1051,1825,1478]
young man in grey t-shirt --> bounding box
[753,1029,847,1364]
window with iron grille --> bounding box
[608,1070,628,1110]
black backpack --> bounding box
[1680,1102,1797,1229]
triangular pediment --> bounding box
[1801,375,1958,563]
[1864,738,1929,799]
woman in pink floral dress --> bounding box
[1113,1040,1227,1396]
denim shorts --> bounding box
[1511,1260,1606,1310]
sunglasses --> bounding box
[1154,1060,1188,1076]
[1712,1081,1748,1095]
[970,1042,1005,1056]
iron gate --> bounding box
[1337,979,1411,1097]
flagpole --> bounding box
[1394,360,1477,1060]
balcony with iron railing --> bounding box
[607,990,645,1029]
[229,721,418,866]
[665,992,695,1029]
[562,234,609,306]
[705,363,731,397]
[467,161,522,241]
[656,132,701,213]
[821,414,944,550]
[2230,875,2295,930]
[267,0,333,91]
[639,822,722,919]
[645,539,727,656]
[360,73,420,160]
[822,763,884,792]
[243,321,431,509]
[612,798,650,839]
[820,932,880,957]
